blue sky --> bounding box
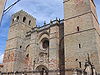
[0,0,100,63]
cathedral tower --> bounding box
[63,0,100,73]
[3,10,36,72]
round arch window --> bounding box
[17,16,19,20]
[23,17,26,22]
[42,38,49,49]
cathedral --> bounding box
[1,0,100,75]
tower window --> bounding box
[12,19,14,23]
[26,54,29,58]
[20,46,22,49]
[79,44,81,48]
[29,20,31,25]
[23,17,26,22]
[17,16,19,20]
[16,16,19,22]
[79,62,82,68]
[77,26,80,32]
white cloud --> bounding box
[0,53,4,63]
[4,0,64,25]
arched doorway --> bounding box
[36,65,48,75]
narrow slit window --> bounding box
[26,54,29,58]
[79,62,82,68]
[17,16,19,21]
[20,46,22,49]
[79,44,81,48]
[23,17,26,22]
[29,20,31,25]
[77,26,80,31]
[12,19,14,23]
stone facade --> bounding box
[2,0,100,75]
[2,10,64,74]
[64,0,100,73]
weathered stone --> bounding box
[1,0,100,75]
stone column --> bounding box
[49,25,59,74]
